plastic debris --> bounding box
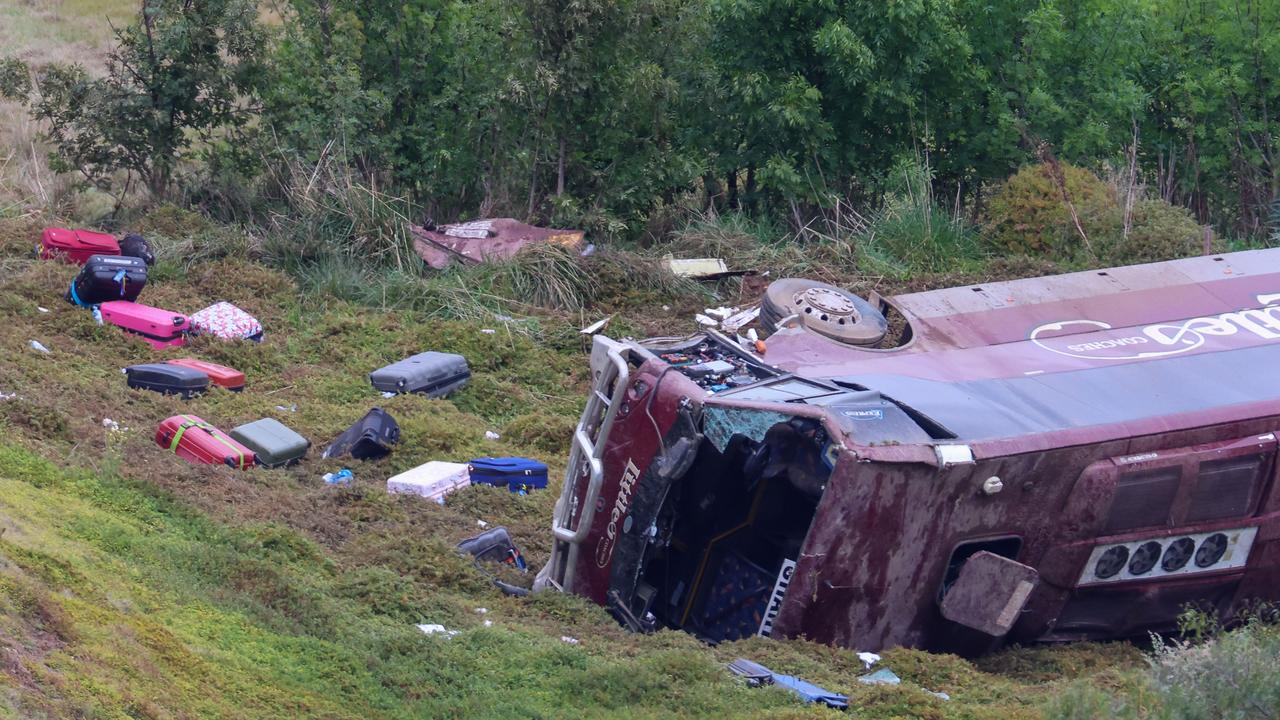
[323,468,354,486]
[560,636,580,645]
[101,418,121,432]
[705,306,737,321]
[29,340,50,354]
[580,243,596,257]
[484,430,500,440]
[480,328,496,334]
[37,306,49,313]
[928,690,951,701]
[695,313,718,327]
[483,619,493,627]
[477,519,489,528]
[728,658,848,710]
[857,652,881,669]
[381,391,396,399]
[580,316,612,335]
[275,404,298,413]
[662,305,671,311]
[91,306,104,325]
[475,607,489,614]
[722,306,761,333]
[0,392,16,401]
[417,623,460,638]
[665,255,733,279]
[858,668,901,686]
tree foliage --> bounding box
[9,0,264,197]
[13,0,1280,239]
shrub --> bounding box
[984,163,1118,258]
[1101,199,1204,264]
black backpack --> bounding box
[119,233,156,266]
[322,408,400,460]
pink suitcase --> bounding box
[39,228,120,264]
[100,301,190,349]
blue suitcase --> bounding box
[467,457,549,494]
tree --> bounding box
[15,0,265,197]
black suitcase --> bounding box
[67,255,148,307]
[457,527,527,570]
[125,363,209,399]
[369,351,470,397]
[119,233,156,266]
[322,408,400,460]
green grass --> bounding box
[0,212,1172,718]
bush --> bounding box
[1101,199,1205,264]
[984,163,1118,258]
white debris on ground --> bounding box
[476,519,489,528]
[417,624,460,638]
[484,430,500,440]
[560,636,580,645]
[480,328,496,334]
[857,652,880,669]
[101,419,122,432]
[29,340,50,354]
[37,306,49,313]
[695,314,718,327]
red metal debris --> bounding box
[411,218,584,269]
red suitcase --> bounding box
[40,228,120,264]
[155,414,255,469]
[166,358,245,391]
[99,300,190,349]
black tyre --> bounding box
[759,278,887,345]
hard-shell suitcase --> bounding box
[166,358,245,391]
[155,414,255,469]
[386,461,470,503]
[125,363,209,399]
[119,233,156,266]
[100,300,190,349]
[369,351,470,397]
[229,418,310,468]
[190,301,263,342]
[457,527,527,570]
[322,408,400,460]
[39,227,119,264]
[67,255,148,307]
[467,457,549,494]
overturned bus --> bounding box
[534,248,1280,654]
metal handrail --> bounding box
[546,336,632,592]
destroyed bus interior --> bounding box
[631,414,831,643]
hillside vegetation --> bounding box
[0,0,1278,717]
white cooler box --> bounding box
[387,461,471,503]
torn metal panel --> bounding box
[411,218,584,269]
[940,552,1039,636]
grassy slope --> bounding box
[0,214,1152,718]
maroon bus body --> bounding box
[538,249,1280,653]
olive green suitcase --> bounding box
[229,418,310,468]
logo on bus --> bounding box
[1030,293,1280,361]
[595,459,641,568]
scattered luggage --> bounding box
[67,255,148,307]
[165,358,245,391]
[125,363,209,399]
[457,527,528,571]
[156,414,255,469]
[369,351,470,397]
[99,301,190,349]
[386,461,470,503]
[229,418,310,468]
[467,457,549,494]
[322,408,400,460]
[118,233,156,266]
[190,301,263,342]
[39,227,119,264]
